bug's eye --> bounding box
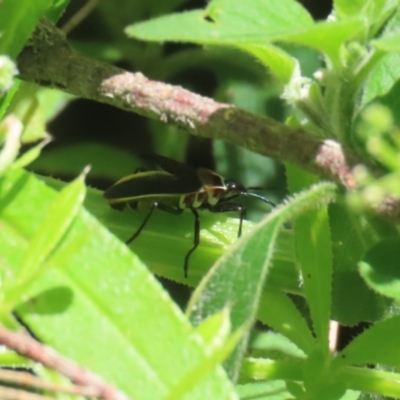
[225,181,235,190]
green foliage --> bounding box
[0,0,54,59]
[188,181,336,381]
[0,169,237,399]
[2,0,400,399]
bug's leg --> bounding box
[126,203,158,245]
[126,202,189,276]
[127,203,184,245]
[209,202,245,237]
[183,208,200,279]
[237,207,246,237]
[158,204,198,277]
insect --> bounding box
[103,154,274,278]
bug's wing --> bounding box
[197,167,225,188]
[142,154,197,176]
[145,155,226,188]
[104,171,203,202]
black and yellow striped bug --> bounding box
[104,154,274,277]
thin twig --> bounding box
[0,324,131,400]
[0,369,99,397]
[61,0,98,35]
[0,385,55,400]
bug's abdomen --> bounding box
[179,186,226,209]
[180,191,209,209]
[133,195,182,211]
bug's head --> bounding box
[225,180,247,195]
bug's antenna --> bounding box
[247,186,263,191]
[244,192,275,207]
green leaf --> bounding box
[294,204,332,349]
[44,175,300,296]
[11,137,50,170]
[303,347,346,398]
[44,175,252,285]
[239,44,298,85]
[334,0,393,21]
[0,0,52,59]
[165,323,244,400]
[283,19,365,67]
[334,0,370,18]
[127,0,365,71]
[188,210,282,381]
[0,169,237,400]
[235,380,290,400]
[45,0,72,23]
[0,80,20,121]
[248,330,306,360]
[373,33,400,52]
[337,366,400,399]
[359,238,400,299]
[335,0,397,42]
[257,290,315,354]
[195,308,231,351]
[126,0,311,83]
[286,381,305,397]
[240,357,303,383]
[126,0,314,45]
[362,5,400,104]
[336,315,400,368]
[333,271,390,325]
[19,168,87,276]
[378,77,400,127]
[329,203,393,325]
[187,181,337,380]
[363,52,400,105]
[371,4,400,52]
[45,176,295,294]
[286,166,332,347]
[2,166,88,313]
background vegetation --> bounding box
[2,0,400,399]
